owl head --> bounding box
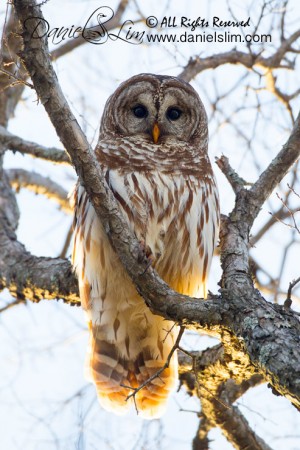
[100,73,208,150]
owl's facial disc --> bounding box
[154,88,201,144]
[107,75,207,146]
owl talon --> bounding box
[138,239,154,262]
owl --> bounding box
[71,74,219,419]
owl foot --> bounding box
[138,239,155,273]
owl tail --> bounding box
[86,324,178,419]
[134,346,178,419]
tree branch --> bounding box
[0,297,26,313]
[50,0,130,60]
[215,155,251,194]
[192,418,211,450]
[248,112,300,225]
[0,125,70,164]
[0,163,78,305]
[250,205,299,247]
[0,6,26,127]
[179,340,269,450]
[178,29,300,82]
[13,0,300,410]
[7,168,72,213]
[213,404,272,450]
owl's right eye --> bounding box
[132,105,148,119]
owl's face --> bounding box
[100,74,208,148]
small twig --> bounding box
[162,322,177,344]
[124,327,185,405]
[0,296,26,313]
[250,204,299,247]
[285,276,300,309]
[272,192,300,234]
[59,224,73,258]
[0,67,34,89]
[287,183,300,199]
[249,111,300,227]
[269,210,300,233]
[178,345,231,410]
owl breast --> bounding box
[73,165,219,310]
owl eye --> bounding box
[132,104,148,119]
[166,107,182,121]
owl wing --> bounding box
[71,178,179,419]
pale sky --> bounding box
[1,0,300,448]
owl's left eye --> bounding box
[166,107,182,121]
[132,104,148,119]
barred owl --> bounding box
[71,74,219,419]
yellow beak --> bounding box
[152,122,160,144]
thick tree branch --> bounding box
[0,232,79,304]
[212,404,272,450]
[219,211,300,409]
[13,0,300,410]
[179,341,269,450]
[192,418,211,450]
[0,7,26,127]
[7,168,71,213]
[0,169,79,304]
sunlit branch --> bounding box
[179,341,268,449]
[7,168,72,213]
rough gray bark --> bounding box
[11,0,300,415]
[0,125,70,164]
